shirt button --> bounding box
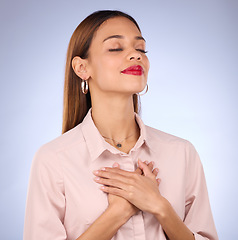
[120,157,134,171]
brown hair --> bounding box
[62,10,142,134]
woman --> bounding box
[24,10,218,240]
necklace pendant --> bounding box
[116,143,122,148]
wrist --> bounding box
[152,196,172,221]
[107,204,133,225]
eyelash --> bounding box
[109,48,148,54]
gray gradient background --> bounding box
[0,0,237,239]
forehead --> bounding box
[93,17,141,41]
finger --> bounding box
[93,169,126,180]
[136,159,149,175]
[147,161,154,171]
[94,176,129,191]
[135,167,143,175]
[100,185,129,200]
[156,178,161,185]
[152,168,159,177]
[138,160,154,177]
[139,159,153,176]
[143,160,149,165]
[93,169,138,188]
[94,167,136,178]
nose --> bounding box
[128,51,142,61]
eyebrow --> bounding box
[103,35,146,42]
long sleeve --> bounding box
[184,141,218,240]
[23,109,219,240]
[24,146,67,240]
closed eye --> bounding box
[109,48,123,52]
[109,48,148,53]
[136,49,148,54]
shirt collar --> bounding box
[81,108,152,161]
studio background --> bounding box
[0,0,237,239]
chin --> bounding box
[135,83,147,93]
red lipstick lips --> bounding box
[121,65,144,76]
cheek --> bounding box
[99,58,115,79]
[144,56,150,72]
[90,56,120,87]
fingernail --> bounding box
[100,167,106,171]
[94,177,100,181]
[93,170,99,175]
[145,160,149,164]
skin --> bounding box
[72,16,149,154]
[72,16,195,240]
[76,162,158,240]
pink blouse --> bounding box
[24,109,218,240]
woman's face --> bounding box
[87,16,150,96]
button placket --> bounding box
[132,211,146,240]
[119,155,134,171]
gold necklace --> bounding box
[102,133,135,148]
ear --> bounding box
[71,56,90,80]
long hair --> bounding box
[62,10,142,134]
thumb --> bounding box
[138,159,153,177]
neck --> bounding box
[91,94,140,145]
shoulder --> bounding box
[145,125,199,159]
[33,124,85,166]
[145,124,189,146]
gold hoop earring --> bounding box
[81,80,88,94]
[137,84,148,96]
